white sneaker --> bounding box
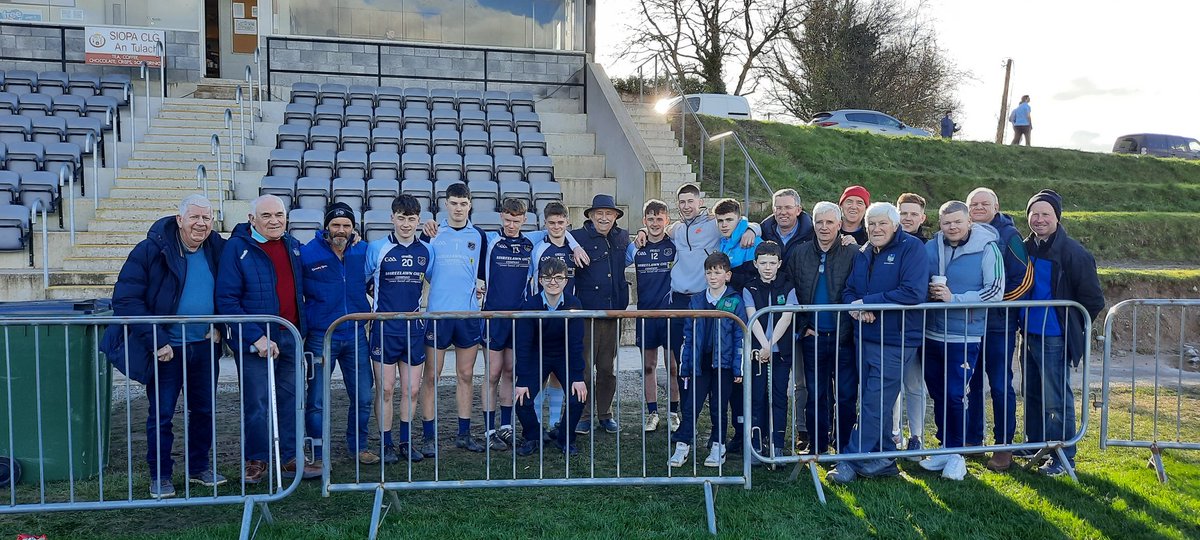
[669,442,690,468]
[669,412,681,432]
[919,454,953,472]
[644,412,661,432]
[941,454,968,481]
[704,442,727,468]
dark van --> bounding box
[1112,133,1200,160]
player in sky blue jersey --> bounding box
[418,182,490,455]
[365,194,434,464]
[625,200,681,433]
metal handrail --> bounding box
[155,40,166,106]
[635,53,773,207]
[57,164,75,244]
[235,86,249,158]
[196,164,208,201]
[128,80,138,156]
[85,132,98,209]
[210,134,225,223]
[139,62,151,129]
[244,66,259,134]
[28,199,48,286]
[224,109,238,171]
[103,106,117,180]
[253,47,264,119]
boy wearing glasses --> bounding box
[514,258,588,456]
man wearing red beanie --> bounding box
[839,186,870,245]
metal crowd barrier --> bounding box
[320,310,750,539]
[1100,299,1200,484]
[0,314,305,540]
[743,300,1093,503]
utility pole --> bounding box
[995,58,1012,144]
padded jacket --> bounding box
[571,220,631,310]
[843,229,929,348]
[301,232,370,352]
[216,222,307,351]
[789,237,857,340]
[680,287,748,378]
[761,212,815,283]
[100,215,225,384]
[1022,225,1106,366]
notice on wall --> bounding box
[233,3,245,18]
[233,19,257,35]
[84,26,165,68]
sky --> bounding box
[594,0,1200,153]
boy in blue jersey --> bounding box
[419,182,489,455]
[625,199,680,433]
[669,252,747,468]
[365,195,434,463]
[514,257,589,457]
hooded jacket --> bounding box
[680,286,747,378]
[216,222,307,351]
[719,217,761,292]
[100,215,225,383]
[924,224,1004,343]
[1022,225,1105,366]
[670,211,722,295]
[987,211,1034,332]
[843,229,928,347]
[301,232,370,352]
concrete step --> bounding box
[94,208,185,222]
[74,232,147,245]
[656,163,694,175]
[125,159,243,170]
[128,152,233,163]
[46,284,115,300]
[69,244,137,258]
[62,255,125,272]
[550,155,605,179]
[532,98,582,114]
[538,113,587,133]
[87,218,179,233]
[140,133,250,145]
[113,177,231,188]
[108,186,231,199]
[559,176,618,203]
[544,132,595,156]
[653,153,689,165]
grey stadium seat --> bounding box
[402,108,431,131]
[514,111,541,134]
[0,116,29,144]
[367,178,400,210]
[363,209,393,241]
[486,111,514,134]
[431,128,460,155]
[403,87,430,111]
[524,155,555,183]
[288,208,323,244]
[85,96,121,137]
[456,90,483,112]
[458,109,486,132]
[402,128,431,155]
[489,131,518,156]
[0,171,18,204]
[68,73,100,97]
[340,126,371,152]
[461,131,489,155]
[268,148,303,178]
[333,177,367,210]
[433,154,462,182]
[18,93,52,117]
[473,211,502,233]
[0,92,16,114]
[99,74,132,105]
[19,171,58,212]
[276,124,310,151]
[0,203,29,251]
[532,180,563,214]
[314,104,345,127]
[464,154,494,182]
[430,88,456,111]
[376,86,404,109]
[373,107,403,130]
[32,116,66,145]
[6,141,42,174]
[336,150,368,179]
[348,85,378,107]
[484,90,509,112]
[404,179,434,212]
[4,71,36,95]
[284,103,315,127]
[295,176,331,210]
[308,125,341,151]
[319,83,348,107]
[44,143,82,187]
[468,179,499,213]
[290,82,319,105]
[401,152,432,182]
[500,179,531,207]
[521,211,539,232]
[302,149,336,179]
[431,109,458,131]
[494,155,524,183]
[51,94,86,118]
[37,71,69,96]
[344,105,374,129]
[510,91,536,114]
[259,176,297,209]
[519,131,547,157]
[371,127,402,153]
[368,151,400,180]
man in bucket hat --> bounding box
[571,194,631,434]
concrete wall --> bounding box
[264,37,586,99]
[0,22,204,84]
[584,62,660,227]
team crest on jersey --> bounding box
[417,256,427,265]
[664,248,674,257]
[886,254,896,263]
[468,241,477,250]
[372,347,382,356]
[777,294,786,304]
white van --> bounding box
[656,93,752,120]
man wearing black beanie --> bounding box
[1019,189,1104,478]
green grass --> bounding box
[684,117,1200,214]
[4,386,1199,539]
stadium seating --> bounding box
[272,82,559,236]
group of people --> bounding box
[102,176,1104,498]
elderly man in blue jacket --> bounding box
[102,195,226,499]
[828,202,929,483]
[300,202,376,465]
[217,194,319,483]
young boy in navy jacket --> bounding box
[670,252,747,468]
[514,258,589,456]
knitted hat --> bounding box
[840,185,871,206]
[1026,189,1062,219]
[324,202,356,228]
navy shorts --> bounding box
[425,318,483,350]
[485,318,518,352]
[370,330,427,366]
[636,317,669,350]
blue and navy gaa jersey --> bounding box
[529,240,576,297]
[628,237,675,310]
[421,221,487,312]
[484,232,534,310]
[366,234,434,333]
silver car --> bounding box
[810,109,931,137]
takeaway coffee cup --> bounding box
[930,275,947,286]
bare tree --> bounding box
[766,0,961,131]
[622,0,808,96]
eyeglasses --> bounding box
[540,275,568,283]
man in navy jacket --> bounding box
[1021,189,1104,477]
[300,202,376,465]
[217,194,317,483]
[828,202,929,484]
[102,195,226,498]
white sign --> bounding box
[59,8,85,23]
[233,18,257,35]
[84,26,165,68]
[233,2,245,18]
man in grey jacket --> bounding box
[787,201,858,455]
